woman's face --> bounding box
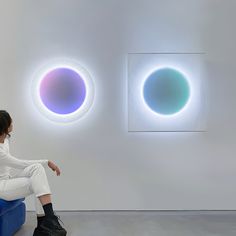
[8,121,13,133]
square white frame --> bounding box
[128,53,207,132]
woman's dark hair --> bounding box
[0,110,12,137]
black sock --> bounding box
[43,203,54,216]
[37,215,45,227]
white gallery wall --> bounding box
[0,0,236,210]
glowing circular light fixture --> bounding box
[31,59,94,123]
[142,67,191,116]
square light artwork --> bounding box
[128,53,207,132]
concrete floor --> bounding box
[15,211,236,236]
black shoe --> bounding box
[39,214,67,236]
[33,226,52,236]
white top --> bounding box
[0,138,48,180]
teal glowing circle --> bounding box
[143,68,191,115]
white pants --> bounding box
[0,163,51,215]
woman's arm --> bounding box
[0,150,48,169]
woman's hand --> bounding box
[48,160,61,176]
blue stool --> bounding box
[0,198,26,236]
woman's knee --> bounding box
[27,163,45,176]
[30,163,43,169]
[28,163,44,171]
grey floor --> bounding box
[15,211,236,236]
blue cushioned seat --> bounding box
[0,198,26,236]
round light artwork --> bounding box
[31,60,94,123]
[39,68,86,114]
[142,67,191,116]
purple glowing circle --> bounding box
[39,68,86,115]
